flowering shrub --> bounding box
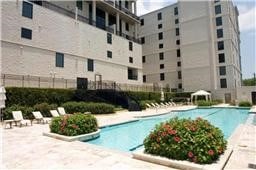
[143,117,227,164]
[50,113,98,136]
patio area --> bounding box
[1,106,255,170]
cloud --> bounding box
[137,0,176,16]
[237,5,256,31]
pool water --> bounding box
[87,108,249,152]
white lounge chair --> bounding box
[32,111,51,124]
[160,102,168,107]
[12,111,31,127]
[50,110,59,117]
[57,107,66,115]
[146,103,153,109]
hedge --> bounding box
[3,105,34,120]
[238,101,252,107]
[144,117,227,164]
[50,113,98,136]
[33,103,57,117]
[62,102,115,114]
[6,87,74,107]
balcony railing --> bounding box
[103,0,139,20]
[33,1,140,43]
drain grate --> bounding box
[248,163,256,169]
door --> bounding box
[224,93,231,103]
[77,77,88,89]
[252,92,256,105]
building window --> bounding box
[160,73,165,81]
[215,5,221,15]
[177,49,180,57]
[216,17,222,26]
[176,39,180,45]
[142,56,146,63]
[157,12,162,20]
[56,52,64,68]
[129,57,133,63]
[158,24,162,29]
[218,41,224,50]
[178,83,182,89]
[143,75,146,82]
[87,59,94,72]
[176,28,179,36]
[177,61,181,67]
[220,78,227,88]
[76,0,83,10]
[129,41,133,51]
[141,37,145,44]
[159,44,163,49]
[125,23,129,31]
[218,53,225,63]
[140,19,144,26]
[158,32,163,40]
[160,64,164,69]
[107,51,112,58]
[22,1,33,19]
[217,28,223,38]
[214,0,220,3]
[178,71,182,79]
[21,27,32,39]
[175,19,179,24]
[174,7,178,15]
[219,66,226,75]
[107,33,112,44]
[159,52,164,60]
[125,1,129,9]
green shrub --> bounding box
[144,117,227,164]
[33,103,57,117]
[197,100,213,106]
[238,101,252,107]
[6,87,74,107]
[62,102,115,114]
[139,100,156,110]
[3,105,34,120]
[50,113,98,136]
[126,91,161,102]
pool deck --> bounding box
[1,105,255,170]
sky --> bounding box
[136,0,256,79]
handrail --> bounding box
[31,1,139,43]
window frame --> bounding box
[220,78,227,88]
[176,28,180,36]
[215,5,222,15]
[159,44,163,49]
[218,41,224,50]
[107,33,112,44]
[87,59,94,72]
[140,19,144,26]
[219,66,226,76]
[22,1,33,19]
[129,57,133,63]
[158,32,163,40]
[216,17,222,26]
[160,64,164,69]
[107,51,112,58]
[217,28,223,38]
[129,41,133,51]
[160,73,165,81]
[55,52,64,68]
[21,27,32,40]
[157,12,162,20]
[158,24,162,29]
[218,53,225,63]
[159,52,164,60]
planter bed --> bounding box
[43,129,100,142]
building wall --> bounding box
[1,1,142,85]
[139,0,241,100]
[236,86,256,104]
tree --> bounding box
[243,76,256,86]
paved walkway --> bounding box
[225,124,256,169]
[2,106,194,170]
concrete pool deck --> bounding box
[1,105,255,170]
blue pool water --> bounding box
[87,108,249,152]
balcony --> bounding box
[32,1,140,44]
[103,0,139,20]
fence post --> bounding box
[53,78,55,88]
[65,79,68,89]
[22,75,24,87]
[3,74,5,86]
[38,77,40,88]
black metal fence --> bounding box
[0,74,157,92]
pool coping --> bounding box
[43,129,100,142]
[132,148,233,170]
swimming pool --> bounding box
[87,108,249,152]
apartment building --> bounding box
[139,0,241,102]
[0,0,142,88]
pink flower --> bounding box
[188,151,194,158]
[168,129,177,135]
[208,149,214,156]
[173,136,181,142]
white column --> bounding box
[92,0,96,23]
[105,12,109,28]
[116,13,120,34]
[134,1,137,15]
[134,23,138,38]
